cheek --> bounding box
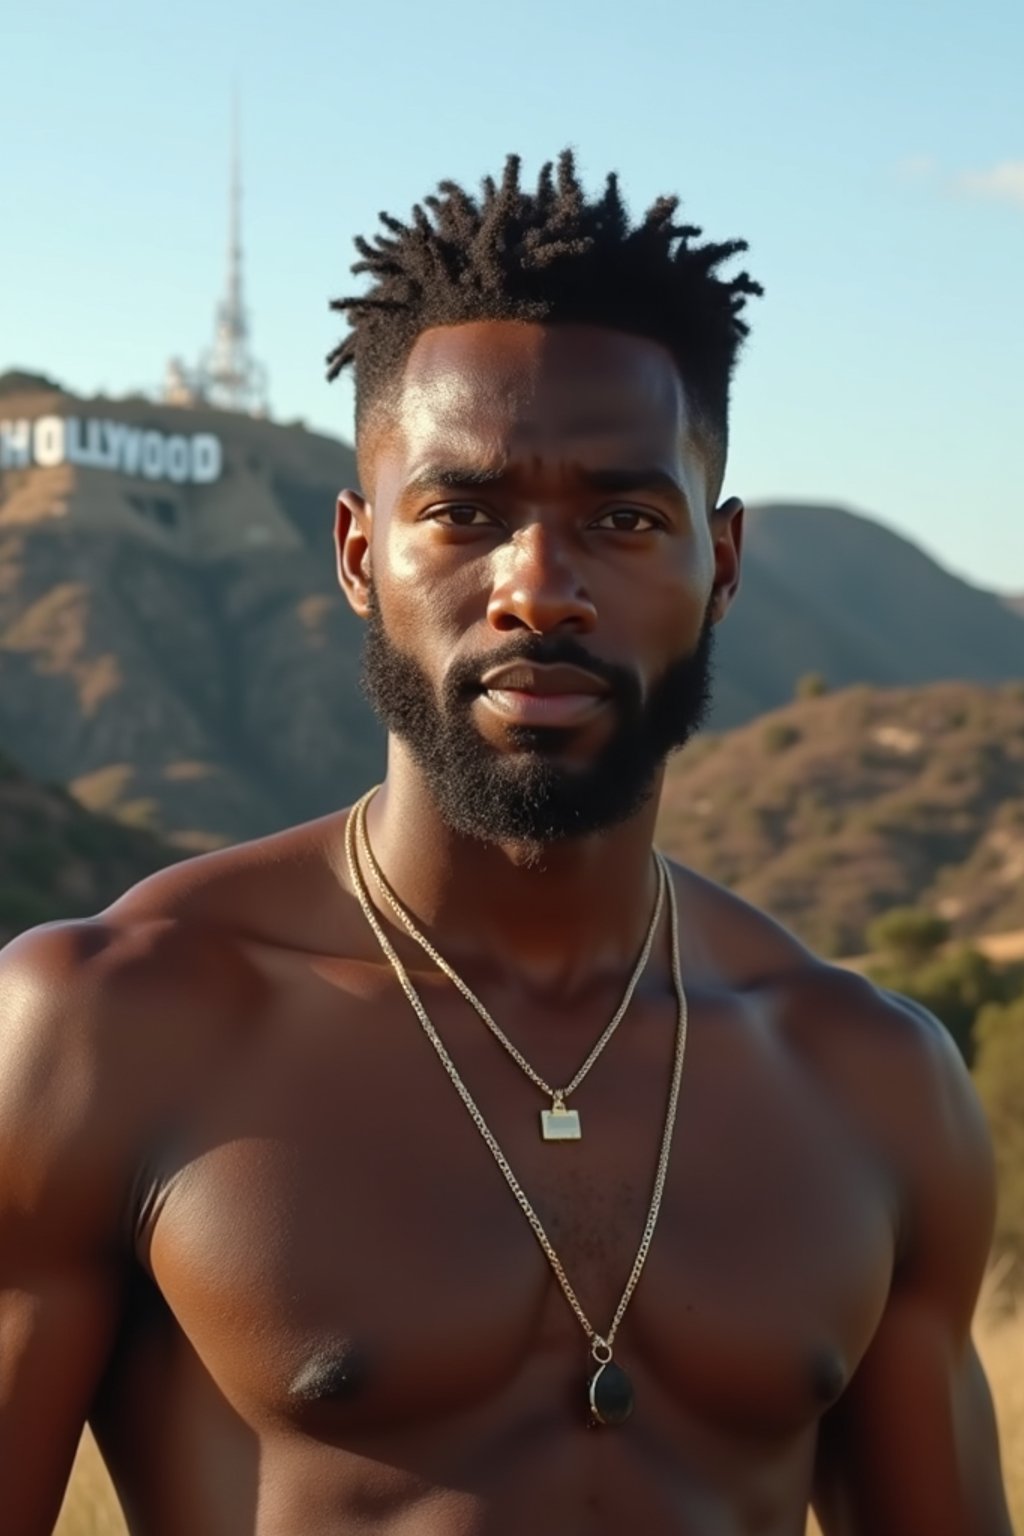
[659,530,716,639]
[607,548,711,658]
[372,520,422,591]
[376,524,490,634]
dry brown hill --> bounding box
[0,380,381,846]
[657,680,1024,958]
[0,747,175,946]
[711,502,1024,726]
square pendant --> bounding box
[541,1105,582,1141]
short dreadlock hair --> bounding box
[327,151,761,493]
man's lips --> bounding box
[477,661,610,727]
[479,661,610,695]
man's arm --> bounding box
[0,923,129,1536]
[812,990,1013,1536]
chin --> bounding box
[481,713,620,768]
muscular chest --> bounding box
[142,979,895,1441]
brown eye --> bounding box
[594,508,661,532]
[433,505,493,528]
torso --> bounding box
[82,815,902,1536]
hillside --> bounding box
[711,502,1024,726]
[0,747,176,946]
[657,680,1024,957]
[2,379,1022,845]
[0,380,382,845]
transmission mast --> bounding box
[199,101,269,415]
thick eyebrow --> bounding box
[400,464,687,503]
[578,466,687,501]
[400,465,509,499]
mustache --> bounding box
[446,635,636,700]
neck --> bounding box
[358,744,665,995]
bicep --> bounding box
[812,1288,1012,1536]
[0,1257,123,1536]
[0,925,130,1535]
[812,988,1014,1535]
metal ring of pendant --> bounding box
[591,1338,613,1365]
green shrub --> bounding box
[796,671,828,699]
[763,721,801,754]
[867,906,950,967]
[869,947,1023,1065]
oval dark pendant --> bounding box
[588,1358,634,1426]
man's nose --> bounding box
[486,523,597,635]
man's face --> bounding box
[339,320,742,843]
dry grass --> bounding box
[56,1290,1023,1536]
[55,1432,126,1536]
[977,1284,1024,1534]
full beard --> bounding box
[360,585,716,845]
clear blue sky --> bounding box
[3,0,1022,594]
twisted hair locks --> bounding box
[327,150,762,486]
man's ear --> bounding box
[335,489,372,617]
[708,495,743,623]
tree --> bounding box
[867,906,950,968]
[762,721,801,755]
[866,943,1022,1066]
[796,671,828,700]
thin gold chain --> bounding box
[355,790,666,1106]
[344,791,689,1352]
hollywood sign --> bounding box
[0,416,223,485]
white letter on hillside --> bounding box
[103,421,124,468]
[140,431,165,479]
[191,434,222,484]
[84,418,114,468]
[33,416,66,468]
[118,426,142,475]
[66,418,97,467]
[0,419,31,468]
[164,435,190,483]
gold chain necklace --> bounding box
[354,791,666,1141]
[344,792,689,1426]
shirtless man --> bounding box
[0,152,1012,1535]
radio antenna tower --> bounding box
[200,99,269,415]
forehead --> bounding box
[366,320,697,487]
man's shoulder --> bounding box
[667,856,828,990]
[0,808,358,1120]
[671,860,992,1237]
[0,811,365,1241]
[0,822,287,1042]
[0,912,259,1165]
[670,854,966,1056]
[770,950,993,1290]
[0,841,293,1199]
[104,806,349,942]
